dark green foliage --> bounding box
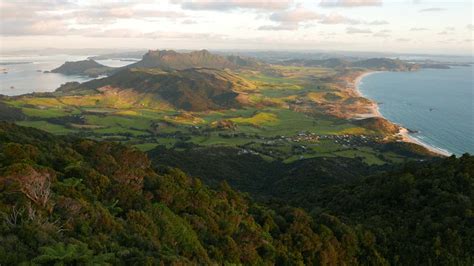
[0,123,381,264]
[0,101,26,121]
[149,145,375,198]
[312,154,474,265]
[149,145,474,265]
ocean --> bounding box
[359,65,474,156]
[0,54,134,96]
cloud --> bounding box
[0,1,74,36]
[84,29,229,40]
[438,27,455,35]
[182,19,198,24]
[73,5,186,25]
[396,38,410,42]
[260,8,321,30]
[319,14,360,24]
[0,1,188,36]
[265,9,386,29]
[367,20,388,25]
[0,19,70,36]
[419,8,445,12]
[269,8,322,23]
[258,24,299,31]
[346,27,372,34]
[438,38,455,43]
[410,27,428,31]
[172,0,293,11]
[320,0,382,7]
[373,31,390,37]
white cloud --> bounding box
[419,8,445,12]
[260,8,321,30]
[367,20,388,25]
[319,14,360,24]
[346,27,372,34]
[269,8,322,23]
[438,27,455,35]
[410,27,428,31]
[320,0,382,7]
[258,24,299,31]
[373,30,390,37]
[182,19,198,24]
[172,0,293,11]
[265,9,387,30]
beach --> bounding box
[351,71,384,119]
[353,71,452,157]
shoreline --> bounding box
[353,71,452,157]
[351,71,385,118]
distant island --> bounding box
[48,59,114,77]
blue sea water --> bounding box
[0,54,133,96]
[359,65,474,156]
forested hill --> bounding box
[0,122,473,265]
[0,122,385,265]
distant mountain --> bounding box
[282,57,418,71]
[56,67,256,111]
[352,58,419,71]
[283,58,351,68]
[50,50,264,79]
[50,59,114,77]
[127,49,262,70]
[88,50,147,60]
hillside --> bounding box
[127,49,262,70]
[283,58,351,68]
[282,57,418,71]
[312,154,474,265]
[148,144,474,265]
[353,117,401,135]
[0,122,385,265]
[56,67,256,111]
[50,59,115,77]
[1,123,472,265]
[352,58,419,71]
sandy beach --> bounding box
[353,71,452,157]
[351,71,384,119]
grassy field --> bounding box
[1,65,415,165]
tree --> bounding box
[32,242,114,265]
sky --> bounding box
[0,0,473,55]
